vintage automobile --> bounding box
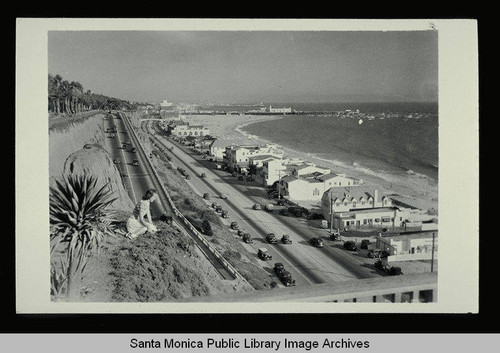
[203,193,210,200]
[132,159,139,166]
[230,222,239,230]
[257,248,272,261]
[281,234,292,244]
[266,233,279,244]
[343,241,358,251]
[309,238,324,248]
[252,203,262,210]
[360,239,371,249]
[242,233,253,244]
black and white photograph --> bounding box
[15,18,479,313]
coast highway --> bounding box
[104,113,236,280]
[145,120,375,286]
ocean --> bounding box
[239,102,439,182]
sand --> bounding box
[179,114,438,213]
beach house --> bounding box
[224,144,284,173]
[376,231,438,263]
[171,123,210,138]
[320,187,436,231]
[279,165,363,202]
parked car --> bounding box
[264,204,274,212]
[215,205,222,213]
[289,207,302,217]
[243,233,253,243]
[281,234,292,244]
[258,248,272,261]
[279,208,290,216]
[221,210,229,218]
[83,144,93,149]
[343,241,358,251]
[203,193,210,200]
[132,159,139,166]
[277,200,286,206]
[130,147,137,153]
[310,238,324,248]
[230,222,239,230]
[330,232,341,241]
[266,233,279,244]
[253,203,262,210]
[360,239,371,249]
[211,202,218,209]
[238,175,244,181]
[185,174,191,180]
[367,249,389,258]
[109,134,116,138]
[374,260,402,276]
[237,229,245,237]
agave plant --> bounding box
[50,174,118,300]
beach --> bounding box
[179,114,438,213]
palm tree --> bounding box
[50,174,117,300]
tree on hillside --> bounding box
[50,174,118,300]
[48,74,138,116]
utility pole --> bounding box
[330,195,334,234]
[278,168,281,200]
[431,232,436,272]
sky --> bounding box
[48,30,438,104]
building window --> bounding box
[352,202,357,208]
[313,188,319,196]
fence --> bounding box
[123,113,248,283]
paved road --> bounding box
[146,120,374,286]
[104,113,235,281]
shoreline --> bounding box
[180,114,438,213]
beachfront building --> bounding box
[320,187,436,231]
[223,144,284,173]
[252,158,287,186]
[376,231,438,263]
[209,139,227,162]
[171,123,210,138]
[279,165,363,202]
[269,106,292,114]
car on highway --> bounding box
[309,238,324,248]
[277,200,286,206]
[132,159,139,166]
[264,204,274,212]
[203,193,210,200]
[84,144,93,149]
[219,194,227,199]
[330,229,341,241]
[109,134,116,138]
[237,229,245,237]
[200,173,207,178]
[266,233,279,244]
[211,202,218,209]
[243,233,253,244]
[185,174,191,180]
[113,158,120,164]
[343,241,358,251]
[130,147,137,153]
[281,234,292,244]
[230,222,239,230]
[274,262,285,276]
[258,248,272,261]
[253,203,262,210]
[360,239,371,249]
[273,263,295,286]
[221,210,230,218]
[215,206,223,213]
